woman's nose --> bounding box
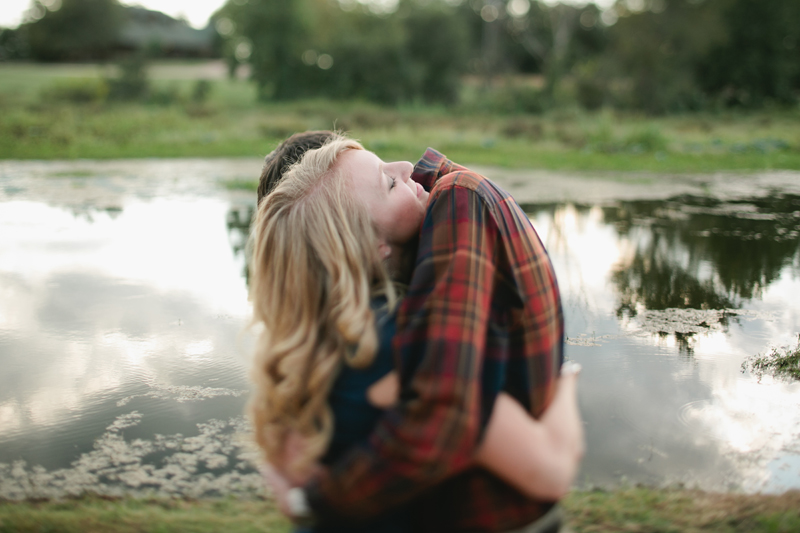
[392,161,414,182]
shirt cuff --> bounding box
[411,148,447,191]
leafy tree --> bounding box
[402,0,472,104]
[699,0,800,106]
[584,0,799,111]
[213,0,471,104]
[213,0,323,99]
[23,0,124,61]
[590,0,726,113]
[0,28,30,60]
[471,1,605,102]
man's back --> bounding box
[399,152,564,531]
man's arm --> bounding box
[303,174,499,524]
[409,148,468,191]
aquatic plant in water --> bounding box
[742,335,800,382]
[0,413,264,501]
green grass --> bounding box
[0,497,291,533]
[2,62,800,172]
[1,489,798,533]
[224,178,260,191]
[564,488,800,533]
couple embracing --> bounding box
[248,131,584,533]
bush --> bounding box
[148,84,182,105]
[575,61,607,111]
[192,80,212,104]
[501,118,544,140]
[107,55,149,101]
[41,78,109,104]
[624,126,668,152]
[469,83,548,115]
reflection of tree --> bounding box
[696,196,800,300]
[657,331,699,358]
[66,205,124,223]
[226,205,254,285]
[613,245,736,317]
[604,194,800,315]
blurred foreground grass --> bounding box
[1,488,798,533]
[1,62,800,173]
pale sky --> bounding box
[0,0,616,30]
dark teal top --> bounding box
[322,297,396,465]
[299,296,410,533]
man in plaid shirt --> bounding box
[286,147,566,532]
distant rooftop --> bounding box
[118,6,215,57]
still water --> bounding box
[1,160,799,500]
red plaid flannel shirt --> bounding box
[305,149,564,532]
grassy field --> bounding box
[1,488,798,533]
[1,61,800,172]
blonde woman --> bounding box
[250,134,583,533]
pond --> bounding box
[1,159,799,500]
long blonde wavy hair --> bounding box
[248,134,396,475]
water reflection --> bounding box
[528,196,800,493]
[1,166,799,498]
[0,194,256,491]
[226,205,254,284]
[605,194,800,314]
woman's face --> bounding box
[338,149,429,248]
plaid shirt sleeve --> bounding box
[304,150,501,524]
[410,147,467,190]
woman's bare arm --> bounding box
[474,369,584,501]
[367,371,400,408]
[365,364,584,501]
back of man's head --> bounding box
[257,131,335,205]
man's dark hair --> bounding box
[257,130,335,205]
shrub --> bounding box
[470,84,548,115]
[624,126,668,152]
[192,80,212,104]
[107,55,149,101]
[501,118,544,140]
[41,78,109,104]
[148,84,182,105]
[575,60,607,111]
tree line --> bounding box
[2,0,799,112]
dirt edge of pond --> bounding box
[3,159,800,207]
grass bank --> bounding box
[2,62,800,173]
[1,488,799,533]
